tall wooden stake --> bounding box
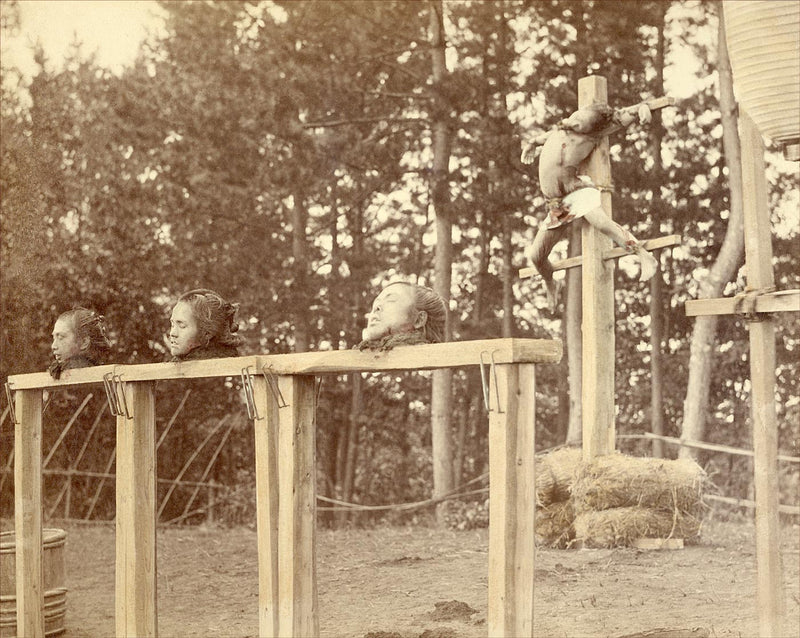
[739,110,784,637]
[115,381,157,637]
[277,374,319,637]
[15,389,44,638]
[488,363,536,637]
[579,75,616,458]
[253,375,279,636]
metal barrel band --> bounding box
[241,366,260,420]
[4,382,19,425]
[260,364,288,409]
[479,350,505,414]
[103,372,122,417]
[113,374,132,419]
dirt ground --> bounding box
[6,517,800,637]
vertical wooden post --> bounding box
[579,75,616,459]
[115,381,157,637]
[739,110,784,636]
[14,389,44,638]
[253,374,279,636]
[488,363,536,637]
[277,375,319,638]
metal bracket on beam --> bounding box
[241,366,261,420]
[261,363,288,409]
[4,382,18,425]
[103,372,131,419]
[479,350,504,414]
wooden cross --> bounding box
[686,111,798,637]
[518,75,680,459]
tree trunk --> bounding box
[429,0,454,524]
[336,372,362,527]
[291,192,310,352]
[680,9,745,458]
[650,1,667,458]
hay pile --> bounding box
[535,447,581,548]
[533,450,708,549]
[571,454,707,548]
[573,507,703,548]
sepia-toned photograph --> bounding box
[1,1,798,636]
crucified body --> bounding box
[522,100,660,308]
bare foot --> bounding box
[637,249,658,282]
[545,279,563,310]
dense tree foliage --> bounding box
[1,0,797,525]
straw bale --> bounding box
[535,500,575,549]
[573,507,702,549]
[535,447,582,506]
[571,454,707,515]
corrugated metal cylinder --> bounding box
[723,1,800,160]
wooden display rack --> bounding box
[7,337,561,638]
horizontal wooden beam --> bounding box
[518,234,681,279]
[685,289,800,317]
[6,338,563,390]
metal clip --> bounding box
[260,364,288,409]
[103,373,122,417]
[103,373,131,419]
[479,350,505,414]
[4,382,18,425]
[114,375,132,419]
[241,366,260,420]
[479,352,491,412]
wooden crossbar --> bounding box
[518,234,681,279]
[685,289,799,317]
[5,338,562,390]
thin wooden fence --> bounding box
[0,385,233,524]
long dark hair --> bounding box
[177,289,243,349]
[58,307,112,364]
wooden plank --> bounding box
[277,375,319,638]
[253,375,279,637]
[685,289,800,316]
[115,381,157,637]
[7,339,563,389]
[488,364,536,637]
[518,234,681,279]
[739,110,783,638]
[15,389,44,638]
[579,75,616,459]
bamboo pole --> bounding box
[14,389,45,638]
[156,389,191,451]
[0,448,13,496]
[179,417,237,520]
[85,446,116,520]
[47,402,107,518]
[157,414,230,521]
[42,393,93,467]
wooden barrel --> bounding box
[723,0,800,158]
[0,529,67,637]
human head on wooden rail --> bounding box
[358,281,446,350]
[49,307,112,379]
[168,289,243,361]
